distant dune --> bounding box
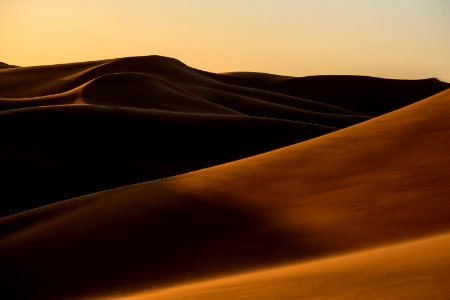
[0,56,449,299]
[0,62,17,69]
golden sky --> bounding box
[1,0,449,80]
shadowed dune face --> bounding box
[0,85,449,299]
[0,56,447,216]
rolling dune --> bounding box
[0,55,450,299]
[0,53,448,300]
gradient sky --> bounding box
[2,0,449,80]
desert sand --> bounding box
[114,232,450,300]
[0,55,449,299]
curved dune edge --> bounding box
[1,88,449,299]
[110,231,450,300]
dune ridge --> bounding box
[1,69,449,300]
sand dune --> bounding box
[1,56,446,115]
[0,62,449,300]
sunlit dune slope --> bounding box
[1,89,449,299]
[116,232,450,300]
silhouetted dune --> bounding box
[220,72,449,115]
[0,62,17,69]
[1,88,449,299]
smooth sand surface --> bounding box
[0,56,449,299]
